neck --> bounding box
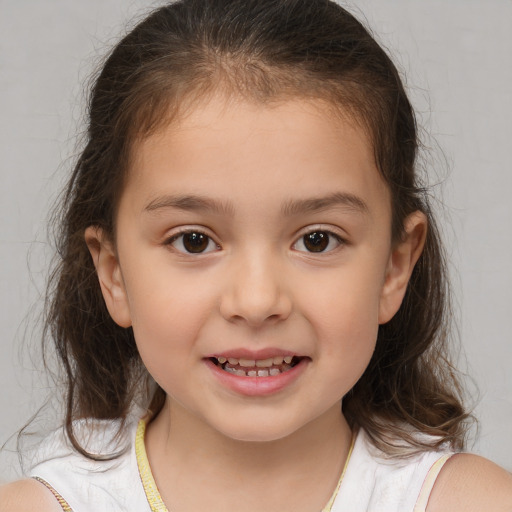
[145,398,353,512]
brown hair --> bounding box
[45,0,470,458]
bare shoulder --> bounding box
[0,479,63,512]
[427,453,512,512]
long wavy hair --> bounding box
[44,0,471,459]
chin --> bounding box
[210,415,306,444]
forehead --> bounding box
[124,96,390,219]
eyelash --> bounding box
[292,228,346,254]
[165,227,346,255]
[165,229,220,255]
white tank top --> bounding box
[28,417,454,512]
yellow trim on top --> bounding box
[33,476,74,512]
[136,419,169,512]
[321,430,357,512]
[135,418,356,512]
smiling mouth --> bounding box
[210,355,303,377]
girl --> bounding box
[1,0,511,510]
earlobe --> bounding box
[84,226,132,328]
[378,211,427,324]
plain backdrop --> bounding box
[1,0,511,483]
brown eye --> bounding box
[303,231,329,252]
[293,230,343,253]
[169,231,218,254]
[183,232,209,252]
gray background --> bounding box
[1,0,511,482]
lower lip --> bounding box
[205,358,308,396]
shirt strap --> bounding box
[136,418,169,512]
[413,453,454,512]
[32,476,74,512]
[321,429,357,512]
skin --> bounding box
[97,96,422,511]
[2,96,511,511]
[97,97,409,446]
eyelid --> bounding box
[164,226,221,254]
[165,225,213,240]
[292,225,348,253]
[294,224,348,240]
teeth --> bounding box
[221,362,297,377]
[218,355,296,367]
[255,358,274,368]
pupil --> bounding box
[183,232,208,253]
[304,232,328,252]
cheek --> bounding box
[319,306,378,373]
[299,267,384,335]
[125,259,217,326]
[124,273,217,368]
[128,293,202,397]
[297,267,382,382]
[321,311,378,400]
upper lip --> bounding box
[206,348,303,360]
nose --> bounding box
[219,249,292,328]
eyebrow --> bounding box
[144,194,235,216]
[143,191,368,217]
[281,192,369,217]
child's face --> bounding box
[89,95,423,442]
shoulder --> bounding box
[331,428,457,511]
[0,479,63,512]
[427,453,512,512]
[24,416,149,511]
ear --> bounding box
[84,226,132,328]
[378,211,427,324]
